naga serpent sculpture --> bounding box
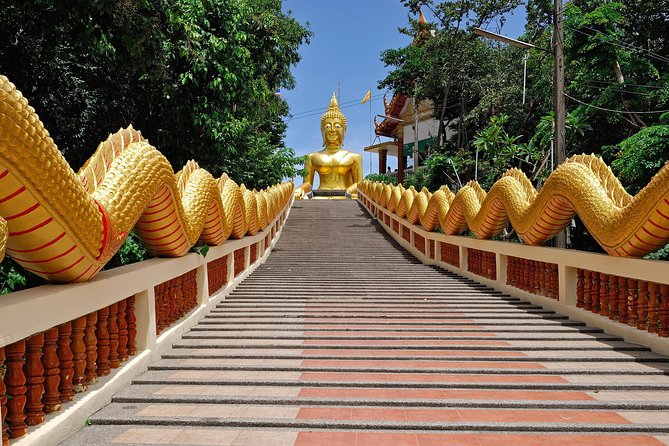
[359,154,669,258]
[0,75,292,282]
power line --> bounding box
[567,81,655,96]
[290,93,386,117]
[567,26,669,65]
[564,92,669,114]
[585,79,666,90]
[287,96,384,122]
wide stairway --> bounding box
[65,200,669,445]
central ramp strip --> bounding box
[63,201,669,446]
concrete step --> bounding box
[64,425,669,446]
[86,401,669,433]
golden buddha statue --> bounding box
[294,94,363,199]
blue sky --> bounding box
[281,1,527,183]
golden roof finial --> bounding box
[321,92,347,128]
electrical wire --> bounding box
[564,92,669,114]
[287,96,384,122]
[567,26,669,65]
[289,93,386,118]
[567,81,655,96]
[585,79,666,90]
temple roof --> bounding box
[374,93,407,138]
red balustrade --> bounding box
[207,255,229,296]
[250,243,258,265]
[401,225,410,242]
[467,249,496,280]
[429,240,435,260]
[439,243,460,268]
[392,220,399,234]
[577,269,669,337]
[0,296,138,442]
[506,257,558,299]
[154,269,198,335]
[413,233,426,255]
[234,248,245,277]
[1,347,7,446]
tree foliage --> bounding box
[0,0,310,185]
[380,0,669,251]
[0,0,311,293]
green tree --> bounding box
[0,0,311,293]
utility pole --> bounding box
[413,95,419,169]
[554,0,567,249]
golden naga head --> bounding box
[320,93,346,147]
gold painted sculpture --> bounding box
[0,75,292,282]
[360,154,669,258]
[294,94,363,199]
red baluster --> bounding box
[627,279,638,327]
[506,257,513,286]
[591,272,600,314]
[57,321,74,402]
[576,269,584,308]
[163,280,171,328]
[174,275,183,320]
[72,316,87,391]
[1,347,8,446]
[618,276,628,324]
[608,275,619,321]
[648,282,660,334]
[583,270,592,311]
[599,273,609,317]
[551,264,559,299]
[24,333,45,426]
[96,307,111,376]
[84,312,98,385]
[5,340,27,439]
[118,299,129,362]
[108,303,119,369]
[660,284,669,337]
[127,296,137,355]
[42,327,61,413]
[522,259,530,291]
[154,283,163,334]
[637,281,648,330]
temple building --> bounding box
[365,94,441,183]
[363,10,443,183]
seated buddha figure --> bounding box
[294,94,363,199]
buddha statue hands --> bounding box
[294,94,363,199]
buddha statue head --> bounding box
[320,93,347,148]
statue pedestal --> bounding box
[312,190,346,198]
[303,190,352,200]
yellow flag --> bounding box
[361,89,371,104]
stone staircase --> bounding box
[64,200,669,445]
